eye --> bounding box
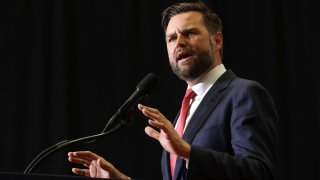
[168,36,176,43]
[186,31,196,37]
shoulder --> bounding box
[232,76,265,92]
[219,70,273,101]
[219,70,266,92]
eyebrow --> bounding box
[166,27,199,38]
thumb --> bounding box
[97,159,104,169]
[97,158,112,171]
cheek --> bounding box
[191,37,211,50]
[168,55,175,65]
[167,47,174,59]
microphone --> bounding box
[103,73,159,131]
[24,73,159,174]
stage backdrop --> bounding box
[0,0,319,179]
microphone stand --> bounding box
[24,111,133,174]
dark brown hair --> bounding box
[161,1,222,35]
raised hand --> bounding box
[138,104,191,160]
[68,151,129,179]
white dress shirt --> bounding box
[175,64,227,132]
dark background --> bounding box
[0,0,319,179]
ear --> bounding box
[214,32,223,50]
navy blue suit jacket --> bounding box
[161,70,278,180]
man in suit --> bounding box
[68,2,278,180]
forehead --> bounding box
[166,11,206,35]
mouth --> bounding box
[176,52,193,62]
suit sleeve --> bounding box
[186,81,278,180]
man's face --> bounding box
[165,11,215,82]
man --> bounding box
[68,2,278,180]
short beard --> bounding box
[170,47,214,82]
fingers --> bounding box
[68,157,90,167]
[72,168,90,177]
[148,119,167,129]
[138,104,174,135]
[69,153,110,178]
[72,160,105,178]
[68,151,102,167]
[68,151,128,179]
[145,126,160,140]
[68,151,101,160]
[138,104,166,121]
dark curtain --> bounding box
[0,0,319,179]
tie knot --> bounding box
[184,88,196,100]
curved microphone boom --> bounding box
[24,73,159,174]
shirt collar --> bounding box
[188,64,226,98]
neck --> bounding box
[186,62,222,87]
[186,67,213,87]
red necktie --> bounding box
[170,88,196,179]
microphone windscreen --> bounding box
[137,73,159,94]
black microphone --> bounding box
[24,73,159,174]
[103,73,159,131]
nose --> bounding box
[175,34,187,48]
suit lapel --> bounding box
[183,70,235,142]
[162,150,171,180]
[173,70,236,179]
